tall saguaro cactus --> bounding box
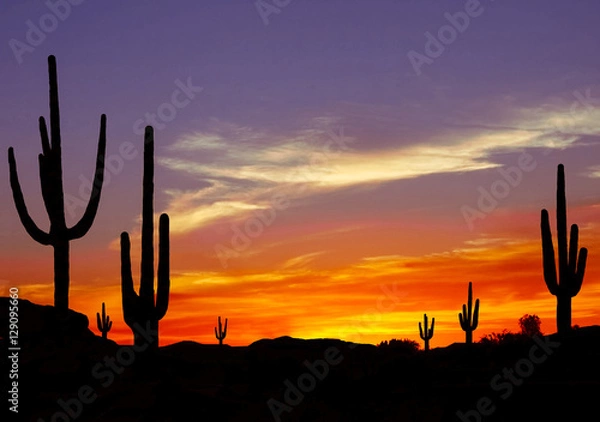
[541,164,588,334]
[458,282,479,344]
[96,302,112,340]
[121,126,170,350]
[419,313,434,351]
[8,55,106,310]
[215,316,228,346]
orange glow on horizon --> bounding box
[5,202,600,350]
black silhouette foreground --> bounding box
[2,298,600,421]
[7,55,107,311]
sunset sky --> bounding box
[1,0,600,348]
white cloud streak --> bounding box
[157,104,595,235]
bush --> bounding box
[377,338,420,352]
[518,314,543,337]
[479,329,528,345]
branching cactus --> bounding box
[96,302,112,340]
[8,55,106,310]
[458,282,479,344]
[121,126,170,350]
[215,316,228,346]
[541,164,588,334]
[419,313,434,351]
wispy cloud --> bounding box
[586,165,600,178]
[157,105,590,236]
[281,251,327,270]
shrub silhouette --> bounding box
[378,338,420,353]
[7,55,106,311]
[96,302,113,340]
[479,329,526,345]
[541,163,588,334]
[418,313,435,351]
[458,281,479,344]
[215,316,228,346]
[121,126,170,350]
[518,314,542,337]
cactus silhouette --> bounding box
[7,55,106,311]
[458,282,479,344]
[96,302,112,340]
[215,316,228,346]
[419,313,434,351]
[541,164,588,334]
[121,126,170,350]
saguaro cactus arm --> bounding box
[568,224,587,296]
[541,209,558,295]
[120,232,140,328]
[68,114,107,240]
[156,213,170,320]
[7,148,51,245]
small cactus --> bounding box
[458,282,479,345]
[215,316,228,346]
[96,302,112,340]
[419,313,435,351]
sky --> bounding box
[1,0,600,348]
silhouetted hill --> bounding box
[0,297,94,342]
[249,335,362,349]
[3,298,600,421]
